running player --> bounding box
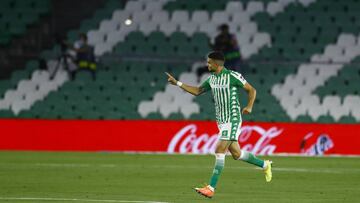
[165,51,272,198]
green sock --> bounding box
[239,150,265,168]
[209,154,225,189]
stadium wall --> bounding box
[1,119,360,156]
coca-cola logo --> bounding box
[240,126,283,155]
[167,124,283,155]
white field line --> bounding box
[0,162,359,174]
[0,197,170,203]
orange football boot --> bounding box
[194,185,214,198]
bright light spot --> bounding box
[125,19,132,25]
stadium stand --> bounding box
[0,0,50,46]
[0,0,359,124]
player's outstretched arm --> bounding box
[242,82,256,114]
[165,72,204,96]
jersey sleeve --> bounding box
[200,77,211,92]
[230,71,247,87]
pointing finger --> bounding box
[165,72,172,78]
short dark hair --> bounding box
[207,51,225,61]
[219,24,229,32]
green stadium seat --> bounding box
[147,31,167,45]
[0,80,13,96]
[168,112,184,120]
[338,115,357,123]
[189,113,206,120]
[114,43,133,55]
[0,110,14,118]
[169,32,188,45]
[317,115,335,123]
[191,33,209,46]
[154,43,176,56]
[252,13,271,25]
[126,31,146,43]
[175,43,197,57]
[146,112,163,119]
[295,115,313,123]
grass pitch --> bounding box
[0,152,359,203]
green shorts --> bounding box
[217,122,242,141]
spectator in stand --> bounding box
[212,24,243,72]
[71,33,97,80]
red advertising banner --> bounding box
[1,119,360,155]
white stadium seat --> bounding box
[240,44,258,59]
[297,64,318,77]
[181,103,200,118]
[225,1,244,14]
[352,107,360,121]
[159,22,178,36]
[179,22,199,37]
[164,84,182,96]
[179,73,197,84]
[337,34,356,47]
[300,95,320,106]
[241,22,258,35]
[107,30,126,44]
[112,10,131,22]
[344,46,360,58]
[287,106,306,120]
[11,100,31,115]
[228,22,241,33]
[94,42,113,56]
[308,105,328,121]
[278,0,297,6]
[153,92,172,104]
[357,35,360,46]
[139,22,158,36]
[87,30,106,46]
[298,0,317,7]
[17,80,37,94]
[160,102,179,118]
[152,11,169,24]
[191,11,210,24]
[119,23,138,34]
[173,93,194,105]
[252,32,271,48]
[32,70,50,82]
[131,12,151,24]
[99,20,119,33]
[237,33,251,45]
[171,11,189,24]
[231,12,250,24]
[144,1,164,12]
[138,101,158,117]
[311,54,331,63]
[324,45,344,57]
[246,1,264,16]
[199,22,217,38]
[323,96,341,109]
[267,2,284,16]
[125,1,144,12]
[211,11,230,25]
[52,69,68,86]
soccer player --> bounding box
[165,51,272,198]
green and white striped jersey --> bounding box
[200,68,247,124]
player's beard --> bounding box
[208,66,216,72]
